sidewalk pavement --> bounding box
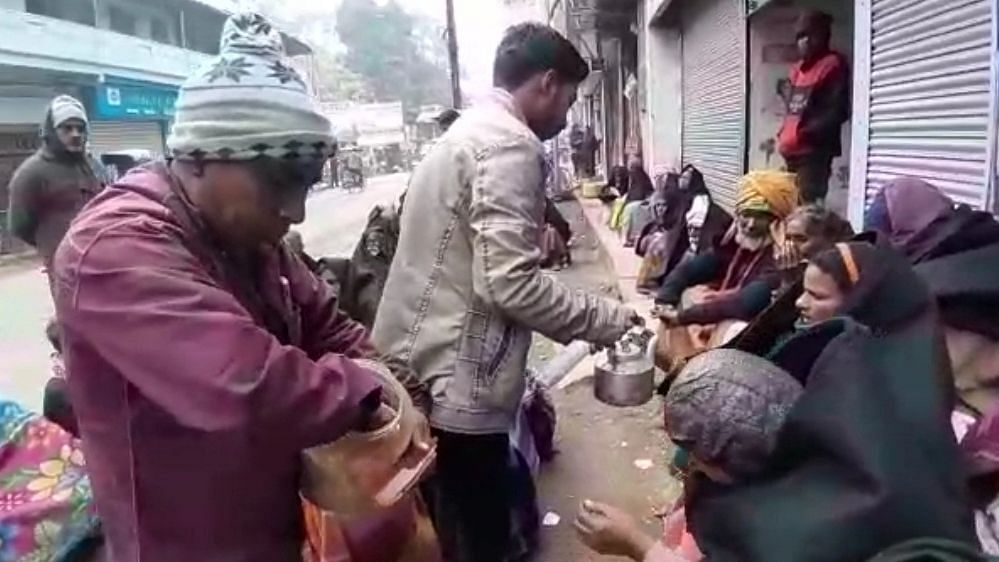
[534,196,679,562]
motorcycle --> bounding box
[342,168,365,193]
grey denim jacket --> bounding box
[373,90,633,434]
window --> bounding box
[25,0,96,25]
[150,18,171,44]
[109,6,137,35]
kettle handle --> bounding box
[645,333,659,365]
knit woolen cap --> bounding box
[167,13,334,162]
[49,95,88,128]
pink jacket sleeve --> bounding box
[57,219,382,452]
[281,247,374,361]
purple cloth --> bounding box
[961,408,999,478]
[874,177,954,249]
[52,164,382,561]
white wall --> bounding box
[747,0,853,214]
[0,0,25,10]
[0,8,207,86]
[641,20,682,173]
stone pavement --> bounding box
[534,197,680,562]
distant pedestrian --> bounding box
[582,125,599,177]
[435,107,461,133]
[777,10,850,204]
[569,123,586,178]
[6,95,102,273]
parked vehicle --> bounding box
[99,150,155,182]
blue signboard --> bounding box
[747,0,774,15]
[93,82,178,121]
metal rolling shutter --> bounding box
[681,0,745,211]
[87,121,165,157]
[864,0,993,207]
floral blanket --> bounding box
[0,400,96,561]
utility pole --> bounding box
[444,0,462,109]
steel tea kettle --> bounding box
[593,327,658,407]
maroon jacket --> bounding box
[52,164,382,562]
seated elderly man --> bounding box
[654,171,799,369]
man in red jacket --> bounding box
[777,10,851,204]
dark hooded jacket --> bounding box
[868,177,999,340]
[691,242,977,562]
[625,164,655,203]
[6,106,102,266]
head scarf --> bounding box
[809,240,930,332]
[866,177,955,250]
[685,195,710,229]
[735,170,799,219]
[681,164,709,195]
[168,13,334,162]
[665,349,803,479]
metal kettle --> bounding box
[593,328,658,407]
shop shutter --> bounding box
[863,0,993,208]
[681,0,746,210]
[87,121,165,157]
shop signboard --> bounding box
[93,82,178,121]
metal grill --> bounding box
[87,121,166,157]
[865,0,993,207]
[681,0,746,211]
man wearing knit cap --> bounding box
[7,94,102,271]
[51,13,423,561]
[777,9,850,204]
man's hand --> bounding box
[408,411,434,457]
[654,304,681,328]
[574,500,655,561]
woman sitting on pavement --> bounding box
[867,177,999,554]
[635,166,731,295]
[653,170,798,370]
[725,204,853,358]
[867,177,999,418]
[575,349,804,562]
[687,241,979,561]
[583,243,982,561]
[620,155,657,246]
[607,165,632,224]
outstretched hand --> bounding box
[575,500,655,561]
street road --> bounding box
[0,173,408,411]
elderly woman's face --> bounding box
[796,263,846,325]
[785,215,834,260]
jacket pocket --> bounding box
[483,323,515,385]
